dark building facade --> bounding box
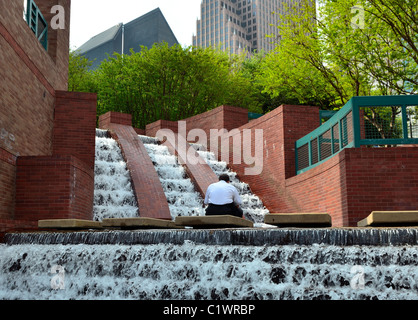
[78,8,179,69]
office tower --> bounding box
[78,8,178,69]
[193,0,306,55]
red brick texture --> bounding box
[15,155,94,221]
[146,119,180,137]
[0,149,17,220]
[0,0,74,233]
[344,147,418,226]
[285,152,348,227]
[99,111,133,128]
[162,133,218,198]
[53,91,97,169]
[220,105,320,214]
[146,106,249,142]
[100,118,172,220]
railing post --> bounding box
[352,102,361,148]
[308,140,313,167]
[401,105,409,139]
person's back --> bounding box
[204,174,243,218]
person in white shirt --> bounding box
[204,174,244,218]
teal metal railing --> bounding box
[296,95,418,175]
[25,0,48,51]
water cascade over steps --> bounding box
[1,237,417,299]
[93,129,139,221]
[139,136,204,219]
[1,133,417,300]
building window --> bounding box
[25,0,48,50]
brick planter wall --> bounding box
[15,155,94,221]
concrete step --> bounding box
[175,215,253,229]
[264,213,332,228]
[357,211,418,227]
[38,219,103,230]
[102,217,180,229]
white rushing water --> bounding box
[139,136,204,219]
[194,145,270,225]
[0,242,417,300]
[93,130,139,221]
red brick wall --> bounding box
[146,119,180,138]
[53,91,97,169]
[284,152,348,226]
[145,106,249,149]
[99,111,133,128]
[0,0,70,92]
[0,0,71,220]
[15,155,94,221]
[344,147,418,226]
[0,150,17,219]
[223,104,418,227]
[223,105,320,214]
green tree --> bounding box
[68,50,97,93]
[257,0,417,138]
[96,43,259,129]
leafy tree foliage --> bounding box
[68,50,96,93]
[257,0,417,111]
[91,43,259,128]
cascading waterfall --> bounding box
[1,133,417,300]
[93,129,139,221]
[194,144,269,225]
[139,135,204,219]
[0,240,417,300]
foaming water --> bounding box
[0,241,417,300]
[139,136,204,219]
[93,130,139,221]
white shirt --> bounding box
[204,180,242,206]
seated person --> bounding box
[204,174,244,218]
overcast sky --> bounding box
[70,0,202,50]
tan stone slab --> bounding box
[38,219,103,229]
[264,213,332,227]
[102,217,180,229]
[175,215,253,228]
[357,211,418,227]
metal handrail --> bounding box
[295,95,418,175]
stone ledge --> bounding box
[264,213,332,228]
[357,211,418,227]
[175,215,253,228]
[102,218,180,229]
[38,219,103,230]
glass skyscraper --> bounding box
[192,0,307,55]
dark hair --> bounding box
[219,174,230,182]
